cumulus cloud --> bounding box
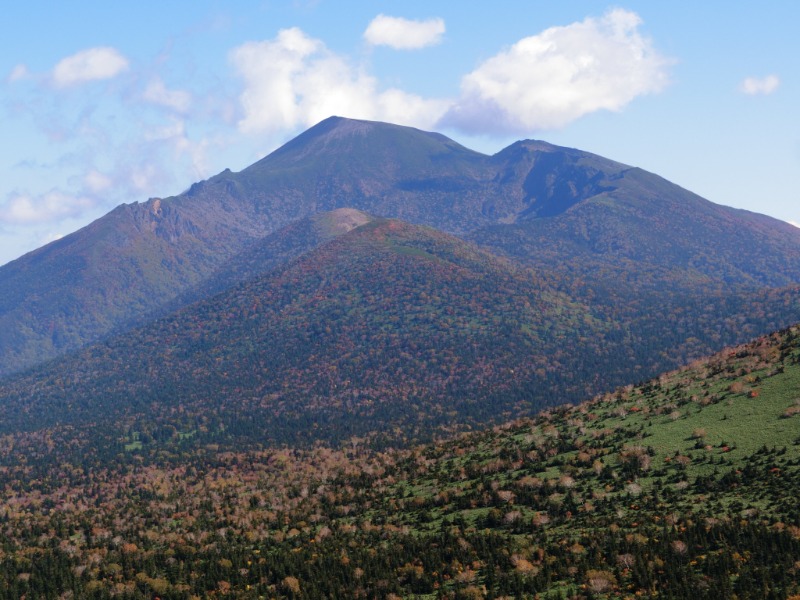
[0,190,95,224]
[739,75,780,95]
[364,14,445,49]
[143,77,192,113]
[230,27,448,134]
[52,47,129,88]
[441,8,671,134]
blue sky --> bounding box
[1,1,798,266]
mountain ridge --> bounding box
[1,115,800,383]
[2,211,800,458]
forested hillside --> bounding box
[0,325,798,598]
[0,218,607,450]
[2,216,799,459]
[2,116,800,598]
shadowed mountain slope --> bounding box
[2,216,800,457]
[0,218,612,447]
[2,116,800,380]
[471,165,800,292]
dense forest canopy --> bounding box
[0,325,798,598]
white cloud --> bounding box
[143,77,192,113]
[139,118,211,178]
[789,221,800,229]
[0,190,95,224]
[52,47,129,88]
[230,27,448,134]
[739,75,780,96]
[83,170,113,194]
[441,9,671,134]
[40,231,65,245]
[364,14,445,50]
[129,164,160,192]
[7,64,29,83]
[144,119,187,142]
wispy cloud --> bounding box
[364,15,445,50]
[83,170,113,194]
[6,64,29,83]
[441,8,671,134]
[739,75,780,96]
[0,190,96,225]
[230,27,448,134]
[143,77,192,113]
[51,47,130,88]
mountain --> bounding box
[0,323,798,598]
[0,217,612,448]
[0,118,496,376]
[2,213,800,460]
[177,207,377,305]
[467,163,800,368]
[470,160,800,292]
[4,116,800,377]
[0,193,260,377]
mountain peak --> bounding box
[309,115,386,137]
[254,116,481,170]
[3,116,800,379]
[281,116,400,152]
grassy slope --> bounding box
[0,327,798,598]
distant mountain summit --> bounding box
[1,116,800,378]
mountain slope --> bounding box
[3,214,800,460]
[471,164,800,291]
[0,194,264,377]
[179,207,377,304]
[0,324,798,598]
[0,218,611,448]
[2,116,800,379]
